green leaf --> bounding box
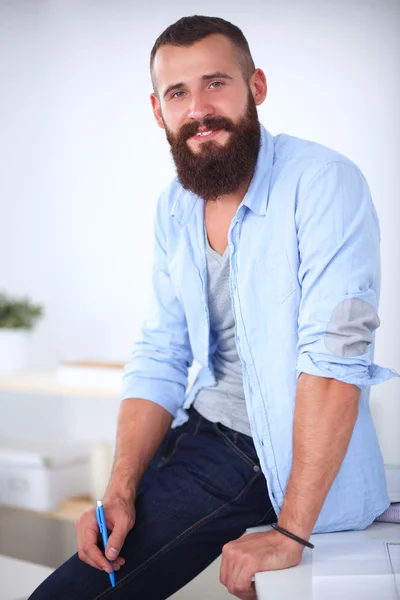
[0,291,44,329]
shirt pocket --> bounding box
[251,250,296,304]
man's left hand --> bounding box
[219,529,304,599]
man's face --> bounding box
[151,34,264,200]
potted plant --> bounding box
[0,291,43,373]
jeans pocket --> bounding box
[213,423,257,469]
[158,430,188,470]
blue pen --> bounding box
[96,500,116,588]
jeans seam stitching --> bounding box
[158,432,187,471]
[167,432,187,463]
[92,471,261,599]
[213,425,255,468]
[194,415,202,435]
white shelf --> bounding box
[0,371,120,398]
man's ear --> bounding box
[249,68,267,107]
[150,93,165,129]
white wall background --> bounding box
[0,0,399,459]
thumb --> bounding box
[105,522,129,560]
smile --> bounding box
[191,129,222,141]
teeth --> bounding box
[196,130,213,136]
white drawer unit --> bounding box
[0,437,90,512]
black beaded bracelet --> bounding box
[271,523,315,549]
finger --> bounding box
[84,551,124,574]
[77,526,106,570]
[221,541,234,587]
[232,564,256,600]
[79,553,103,571]
[242,585,257,600]
[219,552,228,586]
[235,587,256,600]
[84,543,114,573]
[77,547,97,570]
[114,556,125,567]
[237,588,257,600]
[110,556,126,572]
[79,549,112,573]
[225,558,236,594]
[76,512,99,549]
[106,517,133,560]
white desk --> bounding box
[253,523,400,600]
[0,554,53,600]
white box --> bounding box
[0,437,90,512]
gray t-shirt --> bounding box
[193,234,252,437]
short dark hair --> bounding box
[150,15,255,92]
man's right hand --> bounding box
[75,493,135,573]
[74,398,172,573]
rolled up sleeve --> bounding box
[120,192,193,416]
[295,161,398,387]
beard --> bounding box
[164,89,261,201]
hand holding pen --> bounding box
[75,495,134,579]
[96,500,116,587]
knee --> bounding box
[27,580,52,600]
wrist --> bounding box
[105,477,137,502]
[277,513,313,542]
[269,527,305,555]
[271,522,314,550]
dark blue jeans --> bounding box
[29,408,276,600]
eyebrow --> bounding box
[163,72,233,99]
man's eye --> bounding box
[172,91,185,99]
[210,81,223,89]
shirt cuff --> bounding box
[120,374,185,417]
[296,352,399,387]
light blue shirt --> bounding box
[121,125,398,533]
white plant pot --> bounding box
[0,329,28,374]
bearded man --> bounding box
[30,15,397,600]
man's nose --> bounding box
[187,91,215,122]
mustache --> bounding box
[178,116,235,142]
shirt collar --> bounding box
[241,125,274,216]
[170,124,275,225]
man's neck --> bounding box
[204,175,253,256]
